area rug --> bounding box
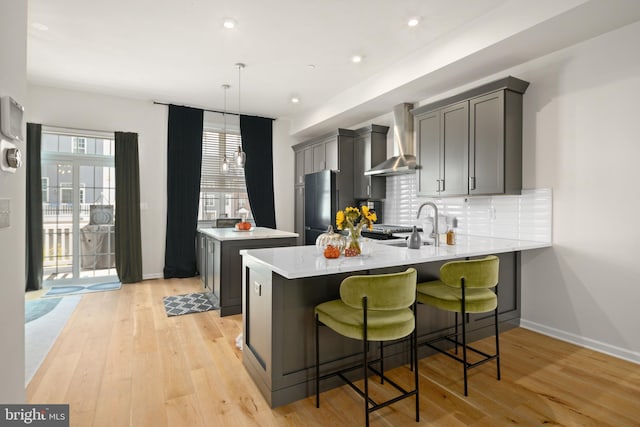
[163,292,219,317]
[25,296,81,385]
[43,281,121,297]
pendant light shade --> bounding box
[221,84,230,174]
[235,145,246,167]
[235,63,246,168]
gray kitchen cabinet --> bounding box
[312,143,325,171]
[469,90,523,196]
[353,124,388,200]
[205,236,214,291]
[196,232,213,290]
[196,232,206,287]
[294,185,304,245]
[413,76,528,197]
[415,101,468,197]
[294,150,304,186]
[292,129,355,245]
[303,147,314,175]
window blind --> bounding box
[201,129,246,192]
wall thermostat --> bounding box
[0,96,25,142]
[0,139,21,173]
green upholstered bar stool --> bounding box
[315,268,419,427]
[417,255,500,396]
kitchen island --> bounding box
[240,236,550,407]
[197,227,297,316]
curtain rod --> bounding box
[153,101,274,121]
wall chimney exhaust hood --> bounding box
[365,103,416,176]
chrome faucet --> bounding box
[416,202,439,247]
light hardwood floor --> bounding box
[27,278,640,426]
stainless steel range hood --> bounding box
[365,103,416,176]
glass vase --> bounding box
[344,228,362,257]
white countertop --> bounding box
[199,227,298,241]
[240,235,550,279]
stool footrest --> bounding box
[321,363,417,413]
[423,335,498,369]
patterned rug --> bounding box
[163,292,219,317]
[43,281,122,297]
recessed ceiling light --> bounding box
[351,55,363,64]
[32,22,49,31]
[307,64,316,70]
[407,17,420,27]
[222,18,237,29]
[291,97,300,104]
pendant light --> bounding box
[221,84,230,174]
[235,63,247,168]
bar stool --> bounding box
[314,268,419,427]
[417,255,500,396]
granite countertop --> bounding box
[199,227,298,242]
[240,235,550,279]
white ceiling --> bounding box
[27,0,640,140]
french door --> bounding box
[41,129,116,284]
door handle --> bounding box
[469,176,476,191]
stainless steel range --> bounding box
[361,224,418,240]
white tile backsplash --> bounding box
[383,174,552,243]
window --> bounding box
[72,137,87,154]
[199,128,253,221]
[42,177,49,203]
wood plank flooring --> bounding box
[27,278,640,426]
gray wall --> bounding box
[0,0,27,402]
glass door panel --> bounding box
[42,161,75,280]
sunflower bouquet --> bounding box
[336,205,377,256]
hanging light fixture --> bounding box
[235,63,247,168]
[221,84,230,174]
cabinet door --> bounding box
[470,91,504,195]
[205,237,214,291]
[303,147,314,175]
[324,139,338,171]
[294,150,304,185]
[353,135,370,199]
[416,110,441,196]
[313,144,325,172]
[294,186,305,245]
[440,101,469,197]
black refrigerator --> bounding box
[304,170,338,245]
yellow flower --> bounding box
[336,205,377,233]
[336,210,345,230]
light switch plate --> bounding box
[0,199,10,228]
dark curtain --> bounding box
[164,105,203,278]
[240,115,276,228]
[26,123,43,291]
[114,132,143,283]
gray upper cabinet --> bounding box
[295,149,305,186]
[413,76,528,197]
[353,124,389,200]
[415,101,468,197]
[292,129,355,244]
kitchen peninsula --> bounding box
[240,236,550,407]
[197,227,297,316]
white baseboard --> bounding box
[520,319,640,364]
[143,273,164,280]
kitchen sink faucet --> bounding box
[416,202,439,247]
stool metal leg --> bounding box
[363,296,369,427]
[413,301,420,422]
[461,279,468,396]
[315,313,320,408]
[380,341,384,384]
[494,306,501,380]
